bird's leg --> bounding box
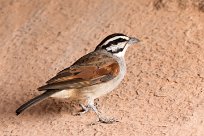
[87,99,118,124]
[76,103,90,116]
[79,103,90,114]
[77,98,98,116]
[79,103,88,111]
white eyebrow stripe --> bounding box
[103,36,129,45]
[106,45,120,52]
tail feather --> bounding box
[16,90,58,115]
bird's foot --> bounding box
[75,104,90,116]
[98,116,119,124]
[87,103,119,124]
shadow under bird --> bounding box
[16,33,140,123]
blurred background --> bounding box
[0,0,204,135]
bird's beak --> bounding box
[128,37,140,45]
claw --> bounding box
[75,104,90,116]
[98,116,119,124]
[79,104,88,111]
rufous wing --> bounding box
[38,51,120,91]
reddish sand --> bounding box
[0,0,204,135]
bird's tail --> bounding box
[16,90,58,115]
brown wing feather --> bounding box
[38,51,119,91]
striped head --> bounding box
[95,33,140,57]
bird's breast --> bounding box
[78,57,127,99]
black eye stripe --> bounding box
[101,38,127,49]
[108,48,124,54]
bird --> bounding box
[16,33,140,123]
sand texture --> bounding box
[0,0,204,135]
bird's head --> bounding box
[95,33,140,57]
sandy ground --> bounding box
[0,0,204,135]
